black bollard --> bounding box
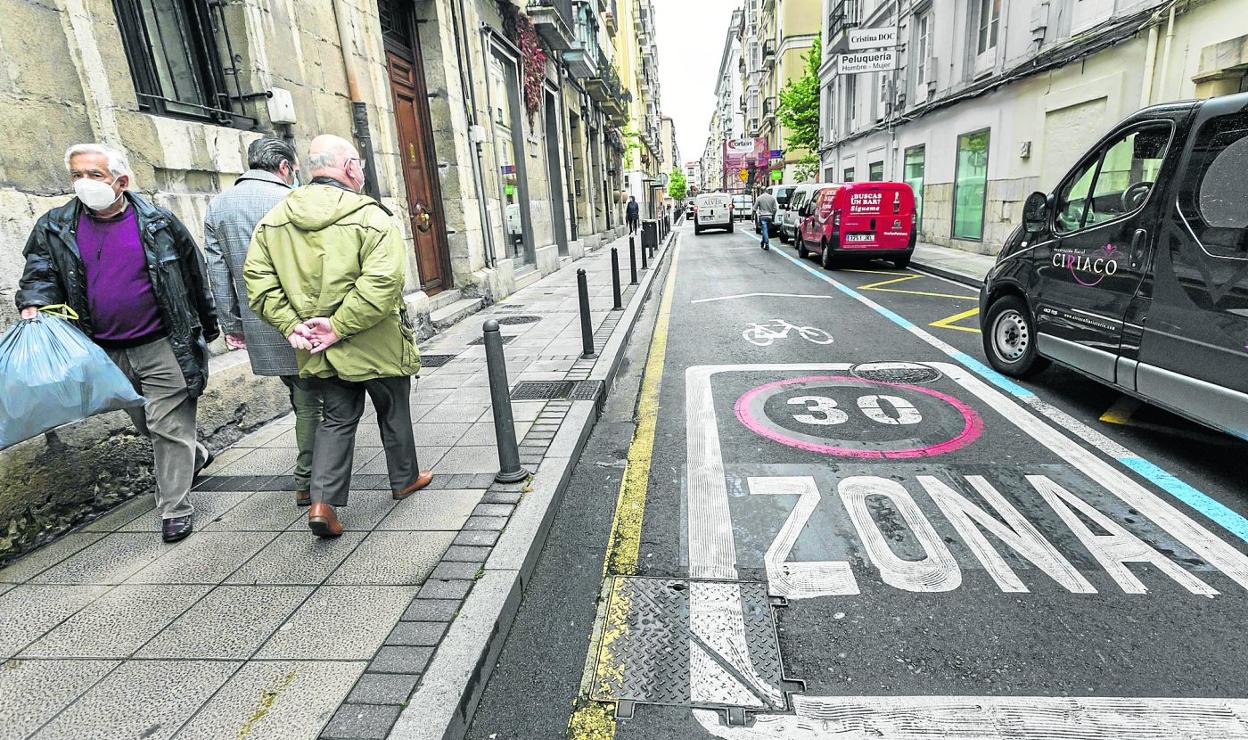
[483,320,528,483]
[610,247,622,310]
[577,269,597,358]
[641,234,649,269]
[629,236,638,285]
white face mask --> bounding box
[74,178,121,211]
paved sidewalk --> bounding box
[911,242,997,286]
[0,228,670,740]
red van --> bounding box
[796,182,917,269]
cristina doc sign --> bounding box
[848,28,897,50]
[839,49,896,74]
[723,138,772,190]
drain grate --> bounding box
[418,354,457,368]
[569,380,604,402]
[590,577,792,719]
[511,380,575,401]
[496,315,541,325]
[468,334,515,346]
[851,362,942,384]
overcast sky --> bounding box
[653,0,742,165]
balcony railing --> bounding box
[529,0,577,50]
[827,0,862,44]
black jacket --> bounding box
[16,192,220,398]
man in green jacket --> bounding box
[244,135,431,538]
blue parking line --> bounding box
[765,238,1248,546]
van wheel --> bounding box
[778,230,789,244]
[820,241,839,270]
[983,296,1050,378]
[694,224,702,235]
[893,252,912,269]
[798,239,809,259]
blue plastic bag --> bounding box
[0,307,145,450]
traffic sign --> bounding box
[738,169,748,183]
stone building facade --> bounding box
[818,0,1248,254]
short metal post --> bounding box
[610,247,622,310]
[483,320,528,484]
[641,235,649,269]
[577,268,597,358]
[628,236,638,285]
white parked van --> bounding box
[693,193,734,235]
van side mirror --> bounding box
[1023,191,1049,233]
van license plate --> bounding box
[845,233,873,243]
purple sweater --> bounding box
[78,207,165,346]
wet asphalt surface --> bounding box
[467,221,1248,739]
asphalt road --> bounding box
[468,220,1248,739]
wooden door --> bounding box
[386,50,450,294]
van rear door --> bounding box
[1135,97,1248,439]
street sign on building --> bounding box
[839,49,897,74]
[847,28,897,50]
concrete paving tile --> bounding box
[427,402,491,424]
[410,387,456,405]
[326,531,455,586]
[376,490,485,531]
[20,584,210,658]
[115,491,252,532]
[136,585,313,659]
[435,446,502,474]
[455,421,533,447]
[509,401,546,421]
[126,532,276,585]
[453,530,499,547]
[30,533,175,585]
[369,646,435,675]
[322,703,402,740]
[345,673,420,705]
[472,503,515,518]
[334,493,399,531]
[33,659,237,740]
[201,491,306,532]
[0,583,11,599]
[225,531,366,586]
[0,533,105,583]
[255,585,418,660]
[481,490,524,505]
[80,495,155,532]
[0,585,109,659]
[196,446,250,471]
[0,659,117,739]
[213,447,300,476]
[413,423,472,447]
[264,428,299,447]
[429,561,482,582]
[407,404,440,422]
[440,545,491,563]
[174,660,365,740]
[417,579,472,601]
[463,516,508,531]
[401,598,459,622]
[361,446,448,475]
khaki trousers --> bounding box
[106,338,207,519]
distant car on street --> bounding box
[731,194,753,221]
[979,91,1248,442]
[755,185,797,234]
[797,181,917,269]
[777,183,831,244]
[693,192,734,235]
[686,201,697,218]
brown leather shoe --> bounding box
[307,502,343,538]
[295,490,311,507]
[393,470,434,500]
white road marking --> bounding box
[748,477,860,599]
[841,476,963,593]
[692,292,836,304]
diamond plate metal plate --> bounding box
[510,380,575,401]
[418,354,457,368]
[590,577,790,714]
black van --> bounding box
[980,92,1248,441]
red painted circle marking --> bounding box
[733,375,983,459]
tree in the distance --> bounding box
[776,39,821,182]
[667,168,688,200]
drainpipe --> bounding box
[1140,23,1160,105]
[331,0,381,200]
[1156,4,1177,105]
[451,0,498,267]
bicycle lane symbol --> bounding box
[742,319,834,347]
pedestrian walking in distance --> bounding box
[754,189,778,251]
[204,137,323,508]
[245,134,431,539]
[16,144,218,543]
[626,195,640,234]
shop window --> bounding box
[904,145,925,227]
[953,129,990,240]
[112,0,252,127]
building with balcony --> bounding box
[754,0,822,183]
[702,7,746,191]
[614,0,666,217]
[818,0,1248,255]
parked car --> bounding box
[755,184,797,234]
[732,194,754,221]
[778,183,831,244]
[797,181,917,269]
[686,201,697,218]
[980,92,1248,441]
[693,192,734,235]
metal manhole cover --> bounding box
[510,381,575,401]
[850,361,942,384]
[418,354,457,368]
[496,315,541,325]
[590,577,791,716]
[468,334,515,346]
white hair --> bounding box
[64,143,132,178]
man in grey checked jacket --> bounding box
[204,137,323,506]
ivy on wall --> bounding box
[499,2,548,121]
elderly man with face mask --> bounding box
[245,134,430,539]
[16,143,219,543]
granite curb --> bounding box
[910,258,987,288]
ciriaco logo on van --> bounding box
[1052,244,1119,287]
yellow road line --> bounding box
[568,239,680,740]
[843,268,917,276]
[868,286,979,300]
[929,306,982,333]
[857,274,924,290]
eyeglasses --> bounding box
[346,157,366,172]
